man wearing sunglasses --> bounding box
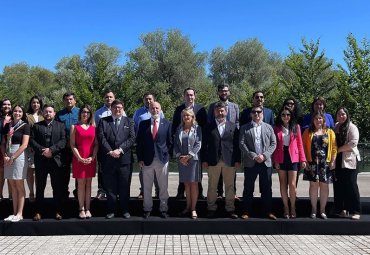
[239,106,277,220]
[239,91,274,127]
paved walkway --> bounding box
[1,235,370,254]
[2,173,370,254]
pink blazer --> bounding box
[272,124,306,164]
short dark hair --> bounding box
[104,89,115,96]
[183,87,196,95]
[143,92,155,100]
[63,92,76,100]
[42,104,55,110]
[111,99,124,108]
[252,90,264,98]
[214,101,227,110]
[217,83,230,91]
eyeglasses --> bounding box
[251,110,262,114]
[281,113,291,117]
[81,111,91,114]
[254,96,264,99]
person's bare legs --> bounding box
[278,170,289,216]
[288,171,298,217]
[77,178,86,218]
[319,182,329,215]
[309,181,319,216]
[26,167,35,200]
[14,180,25,217]
[85,178,92,218]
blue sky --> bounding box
[1,0,369,72]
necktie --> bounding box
[115,118,120,130]
[152,119,158,139]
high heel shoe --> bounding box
[191,210,198,219]
[291,208,296,219]
[85,210,92,219]
[78,210,86,219]
[283,207,290,219]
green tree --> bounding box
[337,34,370,141]
[0,63,58,107]
[55,43,122,109]
[281,39,339,112]
[209,38,284,110]
[126,29,209,118]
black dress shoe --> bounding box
[160,211,169,219]
[228,211,238,219]
[207,210,216,219]
[143,211,151,219]
[106,213,115,219]
[123,212,131,219]
[175,193,185,199]
[198,194,206,200]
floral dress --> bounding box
[303,134,333,183]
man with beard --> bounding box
[30,104,66,220]
[207,84,240,199]
[137,102,172,219]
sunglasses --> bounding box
[252,110,262,114]
[281,113,291,117]
[254,96,264,99]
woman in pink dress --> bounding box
[70,105,98,219]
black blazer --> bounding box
[136,118,172,166]
[201,120,241,167]
[30,120,66,167]
[171,103,207,136]
[98,116,135,165]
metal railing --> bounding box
[358,143,370,172]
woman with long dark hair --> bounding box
[70,105,98,219]
[0,98,12,201]
[25,96,44,202]
[272,107,306,218]
[333,107,361,220]
[1,105,30,222]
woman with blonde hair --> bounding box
[174,108,202,219]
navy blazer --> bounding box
[98,115,135,165]
[30,120,66,168]
[240,107,274,127]
[136,118,172,166]
[201,120,241,167]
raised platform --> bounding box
[1,197,370,235]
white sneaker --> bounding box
[10,215,23,222]
[4,215,15,221]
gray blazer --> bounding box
[174,125,202,160]
[208,101,240,128]
[239,122,276,167]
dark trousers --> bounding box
[243,163,272,214]
[97,160,106,195]
[333,167,361,214]
[35,159,64,214]
[61,148,73,199]
[103,160,131,213]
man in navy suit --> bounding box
[98,99,135,219]
[202,102,241,219]
[137,101,173,219]
[240,91,274,127]
[172,87,207,199]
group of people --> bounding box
[0,84,362,222]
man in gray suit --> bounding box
[239,106,277,220]
[208,83,240,199]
